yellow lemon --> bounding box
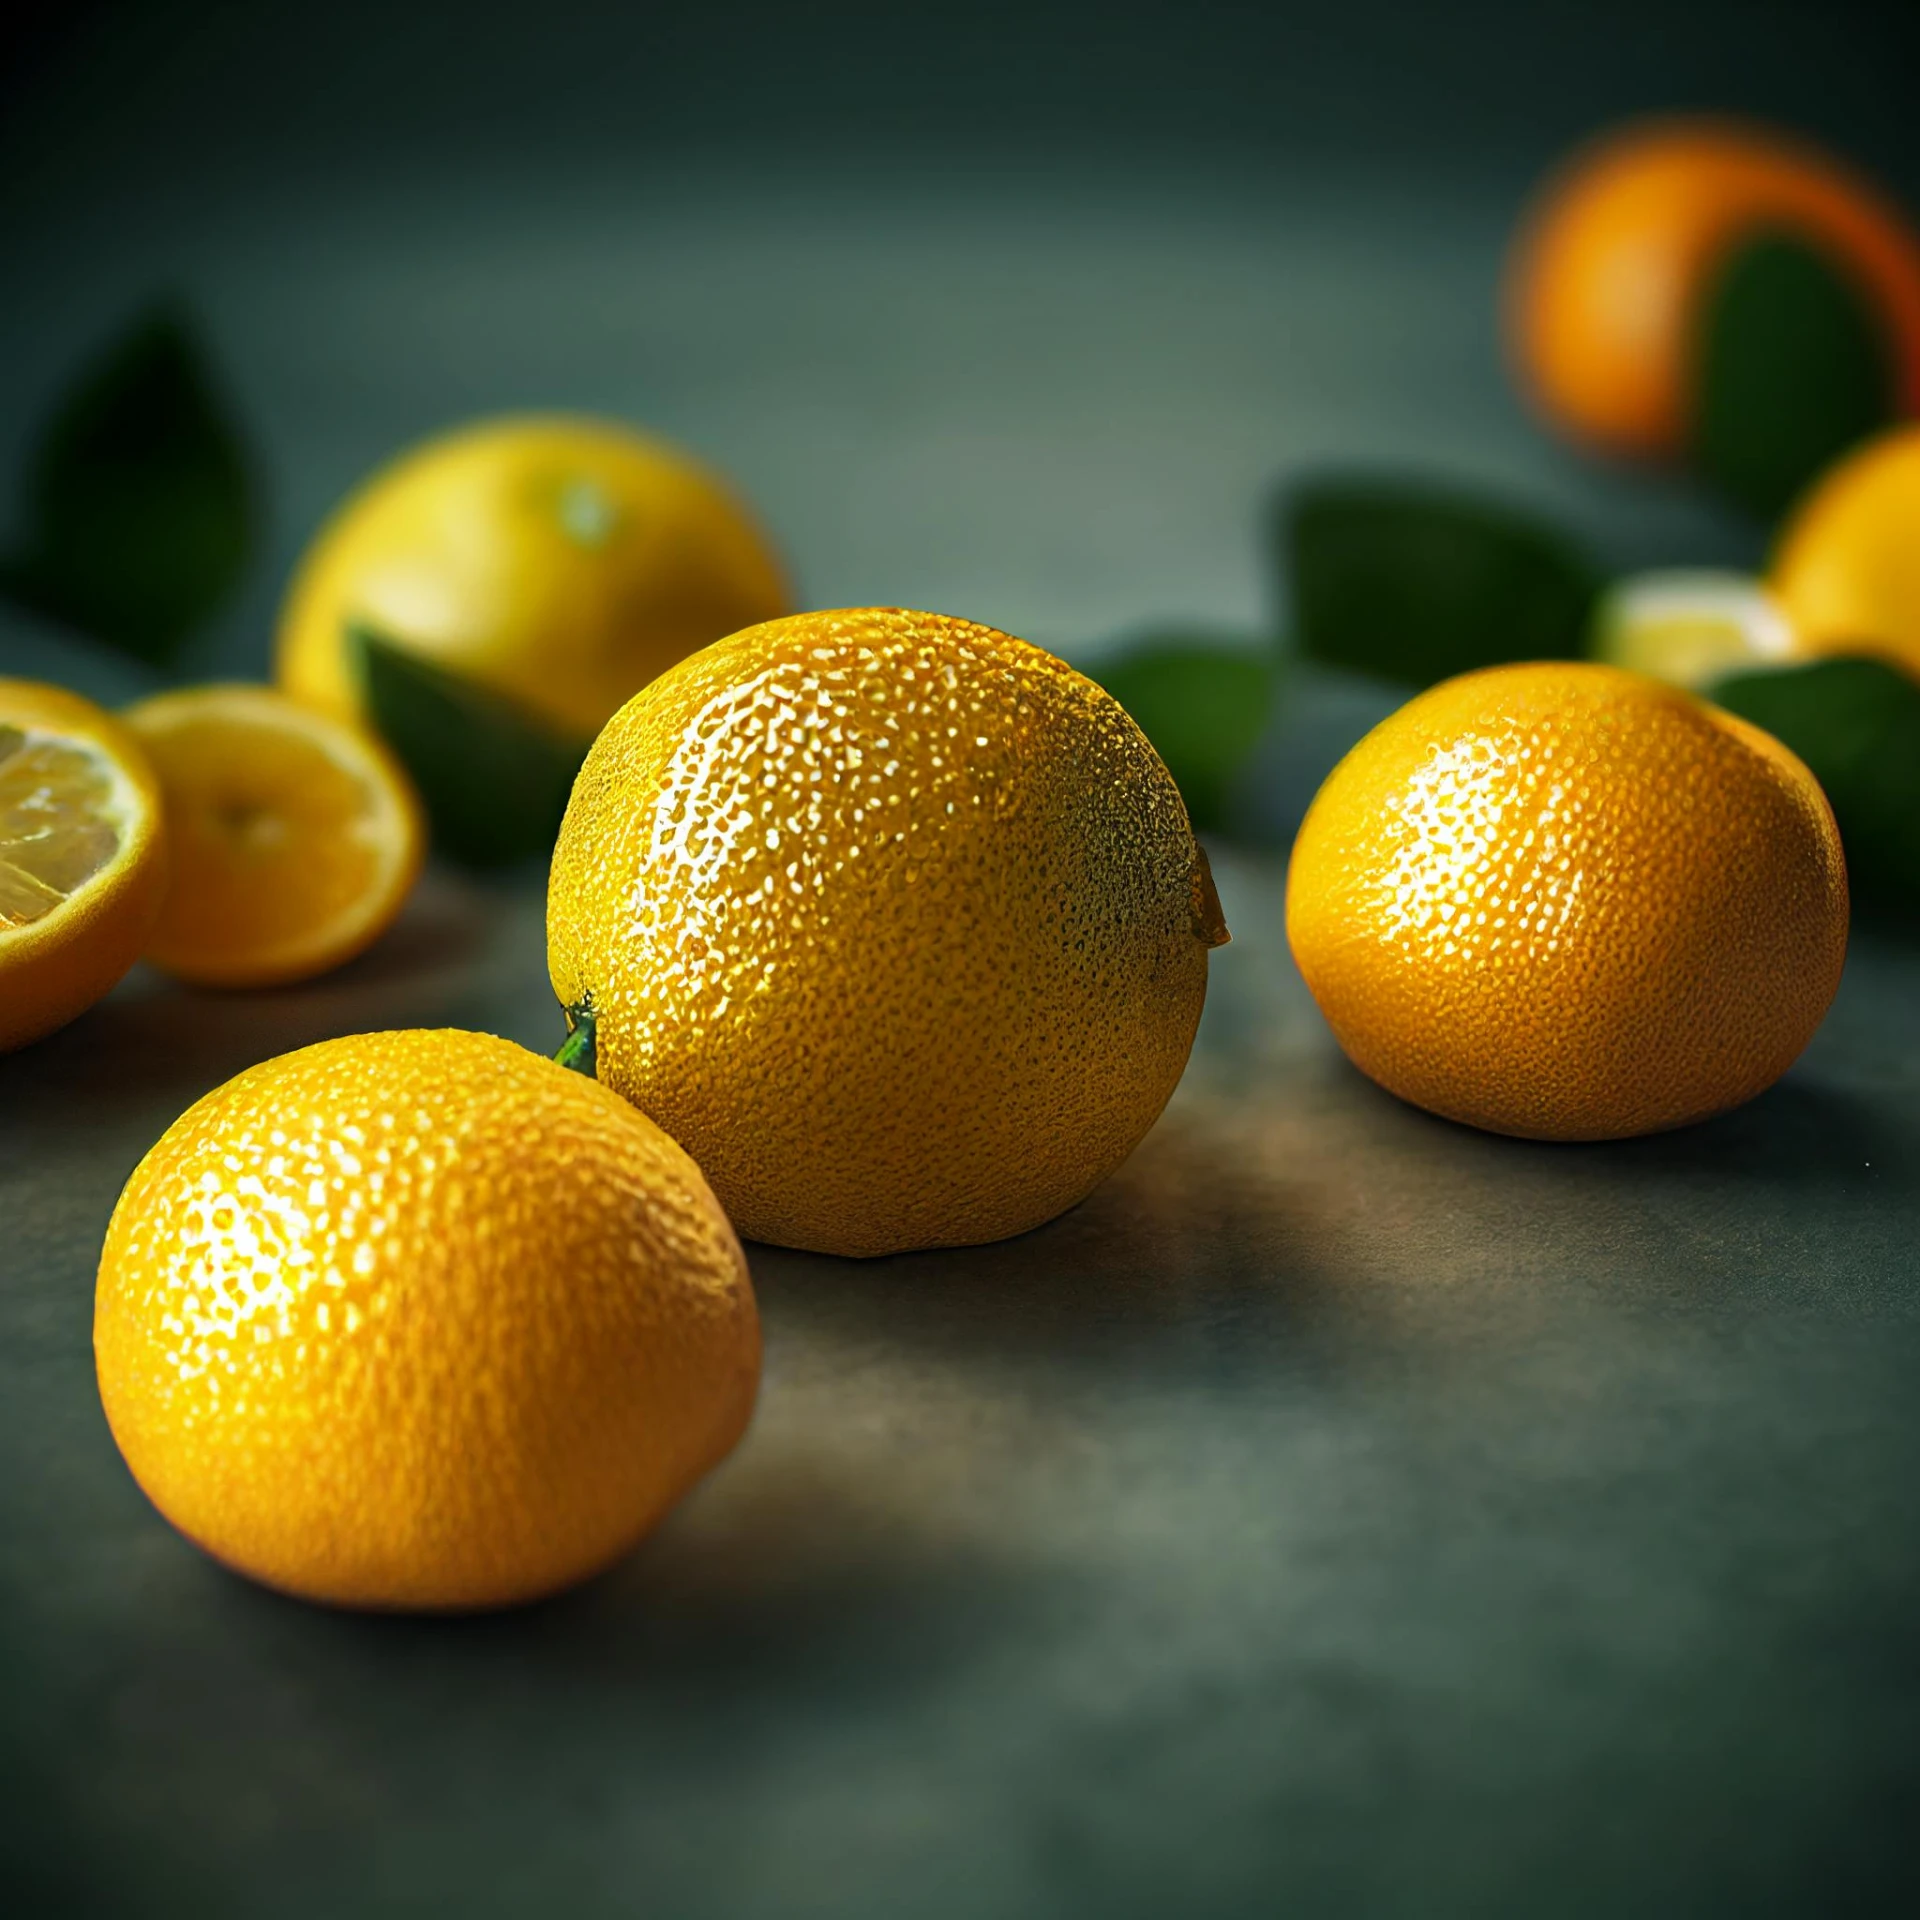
[275,415,789,743]
[1589,570,1800,690]
[94,1028,760,1610]
[125,685,424,988]
[1,678,166,1052]
[1772,424,1920,675]
[1286,662,1847,1140]
[547,607,1228,1258]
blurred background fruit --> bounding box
[1286,661,1847,1140]
[1507,120,1920,517]
[0,677,167,1050]
[1589,568,1798,688]
[548,607,1229,1258]
[124,683,422,987]
[1770,422,1920,673]
[94,1027,761,1611]
[276,416,789,862]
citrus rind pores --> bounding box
[94,1029,761,1610]
[1285,662,1848,1142]
[547,608,1227,1259]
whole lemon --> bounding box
[1285,663,1847,1141]
[1772,424,1920,675]
[275,416,788,742]
[547,607,1228,1258]
[94,1029,760,1610]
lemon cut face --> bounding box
[0,678,167,1054]
[1590,570,1800,690]
[125,685,424,989]
[0,723,140,927]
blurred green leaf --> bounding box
[1094,637,1278,832]
[1691,229,1897,524]
[351,624,590,868]
[0,306,256,664]
[1281,476,1600,689]
[1712,655,1920,905]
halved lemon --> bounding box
[1589,569,1802,690]
[125,684,424,988]
[1,678,167,1052]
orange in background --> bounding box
[1507,120,1920,459]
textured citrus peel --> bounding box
[546,606,1219,1257]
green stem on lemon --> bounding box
[555,997,597,1078]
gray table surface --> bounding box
[5,7,1920,1906]
[5,846,1919,1917]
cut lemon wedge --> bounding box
[1589,570,1802,690]
[0,678,167,1052]
[125,684,424,988]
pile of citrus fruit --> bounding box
[4,108,1918,1615]
[81,597,1226,1605]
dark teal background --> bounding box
[4,4,1919,1914]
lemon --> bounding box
[125,685,424,988]
[95,1028,760,1610]
[1589,570,1800,689]
[1772,424,1920,675]
[275,415,789,744]
[1286,662,1847,1140]
[1,678,167,1051]
[548,607,1229,1258]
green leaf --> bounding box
[1281,476,1601,689]
[1093,637,1278,832]
[0,306,256,664]
[350,624,591,868]
[554,997,598,1077]
[1690,228,1897,523]
[1711,655,1920,905]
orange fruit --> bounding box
[125,684,424,988]
[275,415,789,743]
[94,1028,760,1610]
[1285,662,1847,1141]
[547,607,1228,1258]
[1507,119,1920,458]
[1,678,167,1052]
[1771,423,1920,673]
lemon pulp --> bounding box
[126,686,423,987]
[1590,570,1800,690]
[0,725,131,928]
